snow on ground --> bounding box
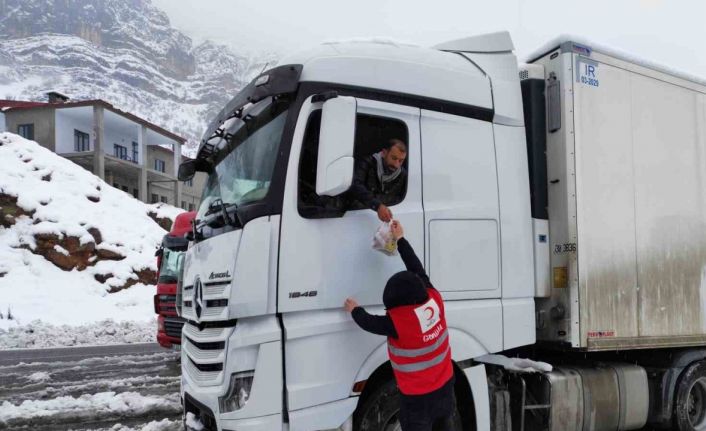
[26,371,51,383]
[103,418,183,431]
[145,203,185,223]
[0,133,184,346]
[0,319,156,349]
[0,391,181,424]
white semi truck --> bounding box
[176,32,706,431]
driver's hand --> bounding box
[377,204,392,222]
[390,220,404,240]
[344,298,359,313]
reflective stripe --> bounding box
[388,329,449,358]
[390,346,450,373]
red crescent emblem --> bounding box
[424,306,435,321]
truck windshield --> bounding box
[196,97,290,221]
[159,248,184,284]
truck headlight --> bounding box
[219,370,254,413]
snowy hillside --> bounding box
[0,0,277,154]
[0,133,183,347]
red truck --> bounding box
[154,211,195,349]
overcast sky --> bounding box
[152,0,706,78]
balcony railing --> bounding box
[111,153,139,164]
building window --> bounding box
[133,188,139,198]
[184,178,193,187]
[113,182,119,188]
[74,130,90,152]
[154,159,166,173]
[132,141,138,164]
[18,124,34,140]
[181,201,186,209]
[114,144,127,160]
[160,195,168,203]
[188,203,195,211]
[151,193,158,204]
[121,185,128,193]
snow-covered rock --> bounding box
[0,132,183,338]
[0,0,276,155]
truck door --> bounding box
[278,95,423,412]
[420,110,501,299]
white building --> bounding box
[0,94,203,209]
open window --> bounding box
[298,110,409,219]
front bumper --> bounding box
[180,317,283,430]
[184,392,282,431]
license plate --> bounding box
[172,344,181,351]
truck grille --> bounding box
[182,323,229,386]
[157,295,177,315]
[203,280,228,296]
[163,317,184,339]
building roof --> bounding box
[2,99,186,143]
[0,99,49,109]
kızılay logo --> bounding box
[209,270,231,280]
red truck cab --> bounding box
[155,211,195,349]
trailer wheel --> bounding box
[674,361,706,431]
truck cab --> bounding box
[155,211,196,349]
[176,31,535,431]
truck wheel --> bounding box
[355,379,402,431]
[674,361,706,431]
[354,379,463,431]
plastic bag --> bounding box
[372,222,398,256]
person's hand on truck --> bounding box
[344,297,359,313]
[344,297,360,313]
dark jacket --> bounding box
[351,237,432,338]
[348,154,407,211]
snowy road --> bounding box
[0,343,184,431]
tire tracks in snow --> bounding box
[0,345,182,430]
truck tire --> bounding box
[355,379,402,431]
[674,360,706,431]
[354,379,462,431]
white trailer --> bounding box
[177,33,706,431]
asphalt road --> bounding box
[0,343,183,431]
[0,344,665,431]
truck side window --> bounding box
[298,110,409,219]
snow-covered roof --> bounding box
[526,34,706,87]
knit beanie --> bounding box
[383,270,428,309]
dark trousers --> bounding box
[399,378,457,431]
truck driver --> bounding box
[348,139,408,222]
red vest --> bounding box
[387,288,453,395]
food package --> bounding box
[372,222,398,256]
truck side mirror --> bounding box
[178,159,197,181]
[316,96,357,196]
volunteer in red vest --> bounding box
[344,220,456,431]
